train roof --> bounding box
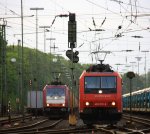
[86,63,114,72]
[79,63,122,80]
[123,87,150,97]
[45,84,67,87]
[43,84,69,91]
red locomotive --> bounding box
[79,62,122,125]
[43,80,70,118]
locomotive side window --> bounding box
[84,76,116,94]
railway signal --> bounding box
[66,50,79,63]
[68,13,76,48]
[68,13,77,126]
[127,71,135,79]
[126,71,135,123]
[8,101,11,123]
[73,51,79,63]
[29,80,32,86]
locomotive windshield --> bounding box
[46,88,65,97]
[46,88,65,103]
[84,76,116,94]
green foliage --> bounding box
[122,73,145,94]
[1,45,85,111]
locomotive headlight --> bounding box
[47,104,49,107]
[62,103,65,106]
[98,90,102,94]
[85,102,90,106]
[54,96,58,99]
[112,101,116,106]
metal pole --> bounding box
[0,26,2,116]
[17,39,21,114]
[144,52,147,87]
[4,24,7,117]
[126,72,135,124]
[1,25,4,116]
[138,61,139,75]
[30,8,44,118]
[115,63,123,71]
[129,79,132,123]
[71,46,74,114]
[39,26,50,53]
[46,38,56,78]
[141,51,149,88]
[130,62,136,72]
[21,0,24,122]
[1,22,7,117]
[135,57,142,76]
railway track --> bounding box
[0,114,32,126]
[123,114,150,126]
[0,118,62,134]
[0,118,119,134]
[1,114,150,134]
[0,124,117,134]
[89,113,150,134]
[122,114,150,134]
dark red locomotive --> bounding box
[79,62,122,125]
[43,80,70,118]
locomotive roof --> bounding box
[46,84,67,87]
[50,81,64,85]
[86,63,114,72]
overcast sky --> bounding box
[0,0,150,75]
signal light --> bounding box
[68,13,76,48]
[29,80,32,85]
[66,50,79,63]
[73,51,79,63]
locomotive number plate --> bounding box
[94,103,106,106]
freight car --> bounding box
[43,80,71,118]
[123,87,150,112]
[26,91,43,115]
[79,62,122,125]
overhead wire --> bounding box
[86,0,148,31]
[84,0,150,55]
[109,0,150,11]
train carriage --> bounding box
[26,91,43,115]
[123,87,150,112]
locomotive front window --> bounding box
[101,76,116,89]
[84,76,116,94]
[46,88,65,98]
[46,88,65,103]
[85,77,100,89]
